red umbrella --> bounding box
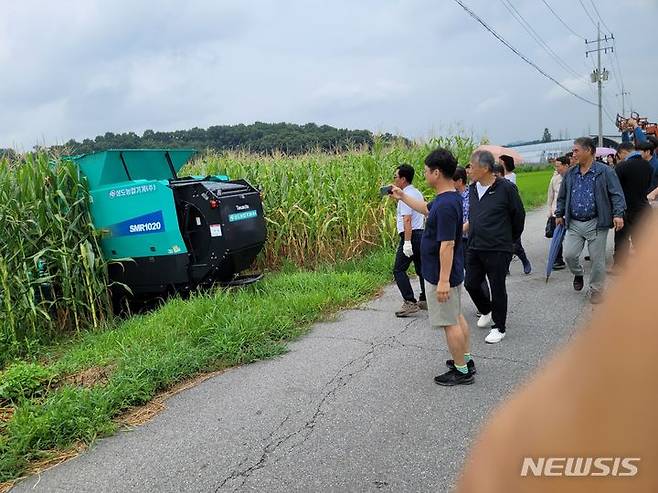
[474,145,524,165]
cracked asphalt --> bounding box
[14,209,603,492]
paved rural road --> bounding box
[15,209,603,492]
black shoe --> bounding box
[445,359,477,374]
[434,368,474,386]
[552,260,566,270]
[573,275,584,291]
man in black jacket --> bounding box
[464,150,526,344]
[612,140,654,271]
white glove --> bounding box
[403,241,413,257]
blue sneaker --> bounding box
[522,259,532,275]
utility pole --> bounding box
[586,23,613,147]
[617,90,631,116]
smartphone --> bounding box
[379,185,393,196]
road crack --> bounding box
[214,319,418,491]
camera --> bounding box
[379,185,393,196]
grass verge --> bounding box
[0,248,393,484]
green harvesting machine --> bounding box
[70,149,266,300]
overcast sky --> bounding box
[1,0,656,150]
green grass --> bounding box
[0,248,393,483]
[516,169,553,209]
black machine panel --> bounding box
[171,177,267,285]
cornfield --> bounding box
[185,136,477,268]
[0,137,476,362]
[0,154,111,364]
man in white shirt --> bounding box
[392,164,426,317]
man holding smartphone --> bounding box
[391,164,426,317]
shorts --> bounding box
[426,282,462,328]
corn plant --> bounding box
[0,153,111,364]
[0,137,476,362]
[184,137,476,268]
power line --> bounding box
[452,0,597,106]
[583,2,628,117]
[602,93,617,123]
[499,0,582,79]
[610,38,628,110]
[577,0,598,29]
[606,49,623,96]
[584,59,597,96]
[539,0,587,41]
[588,0,613,35]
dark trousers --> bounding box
[464,250,513,331]
[393,230,425,302]
[555,242,564,263]
[513,237,529,265]
[614,209,644,267]
[463,238,490,302]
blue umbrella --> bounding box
[545,223,566,282]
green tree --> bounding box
[542,128,552,143]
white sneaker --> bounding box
[477,312,493,328]
[485,328,506,344]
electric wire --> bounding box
[452,0,597,106]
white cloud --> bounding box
[0,0,656,149]
[475,95,507,114]
[545,76,593,101]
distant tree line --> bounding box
[48,122,409,155]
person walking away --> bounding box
[392,164,426,317]
[500,155,531,274]
[499,154,517,184]
[547,156,569,270]
[391,148,474,385]
[612,141,654,273]
[555,137,626,304]
[465,150,526,344]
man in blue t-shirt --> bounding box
[391,148,474,386]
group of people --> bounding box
[549,124,658,301]
[387,128,658,387]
